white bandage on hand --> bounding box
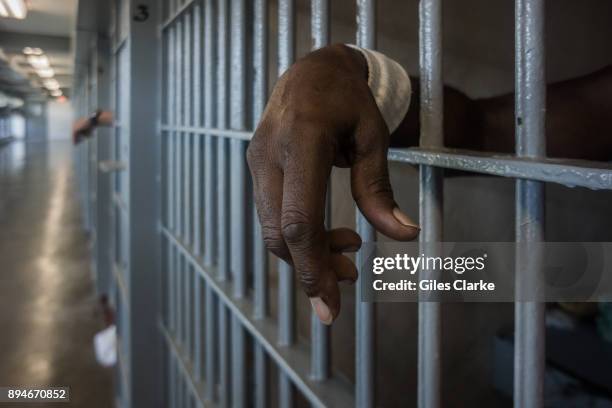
[346,44,412,133]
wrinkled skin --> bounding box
[247,43,612,324]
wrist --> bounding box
[89,109,102,128]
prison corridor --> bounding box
[0,140,113,407]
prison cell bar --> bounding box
[216,0,231,406]
[182,11,193,364]
[417,0,444,407]
[230,0,248,406]
[174,16,183,245]
[355,1,377,407]
[514,1,546,407]
[253,1,270,407]
[310,0,331,383]
[191,2,203,384]
[202,0,217,402]
[203,0,216,269]
[278,0,297,406]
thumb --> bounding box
[351,146,420,241]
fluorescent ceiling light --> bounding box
[23,47,43,55]
[0,2,9,17]
[3,0,27,19]
[43,79,60,90]
[37,68,55,78]
[27,55,50,69]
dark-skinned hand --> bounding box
[247,44,420,325]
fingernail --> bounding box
[310,297,333,325]
[393,207,420,229]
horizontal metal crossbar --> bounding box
[389,147,612,190]
[160,0,197,31]
[161,226,355,408]
[161,123,612,190]
[160,125,252,141]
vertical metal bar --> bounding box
[355,1,376,407]
[183,13,193,246]
[279,374,293,408]
[185,264,192,360]
[203,0,218,402]
[230,1,247,406]
[217,0,230,282]
[167,24,176,233]
[278,1,295,405]
[192,2,203,384]
[277,0,295,348]
[167,22,177,341]
[231,315,246,408]
[178,370,184,408]
[417,0,444,407]
[203,0,217,267]
[253,0,269,408]
[253,2,269,406]
[230,0,247,299]
[514,1,546,408]
[183,11,194,362]
[169,353,175,408]
[194,275,202,380]
[217,1,231,406]
[311,0,329,49]
[252,0,268,323]
[169,244,176,333]
[204,284,216,400]
[175,18,183,239]
[218,305,230,407]
[193,3,203,258]
[254,345,267,408]
[177,254,184,346]
[310,0,331,382]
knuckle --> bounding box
[366,175,393,196]
[297,270,319,297]
[281,210,317,246]
[261,225,287,256]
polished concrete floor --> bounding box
[0,140,113,407]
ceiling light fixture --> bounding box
[27,54,50,70]
[50,89,62,97]
[43,79,60,91]
[2,0,27,19]
[23,47,42,55]
[36,68,55,78]
[0,2,9,17]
